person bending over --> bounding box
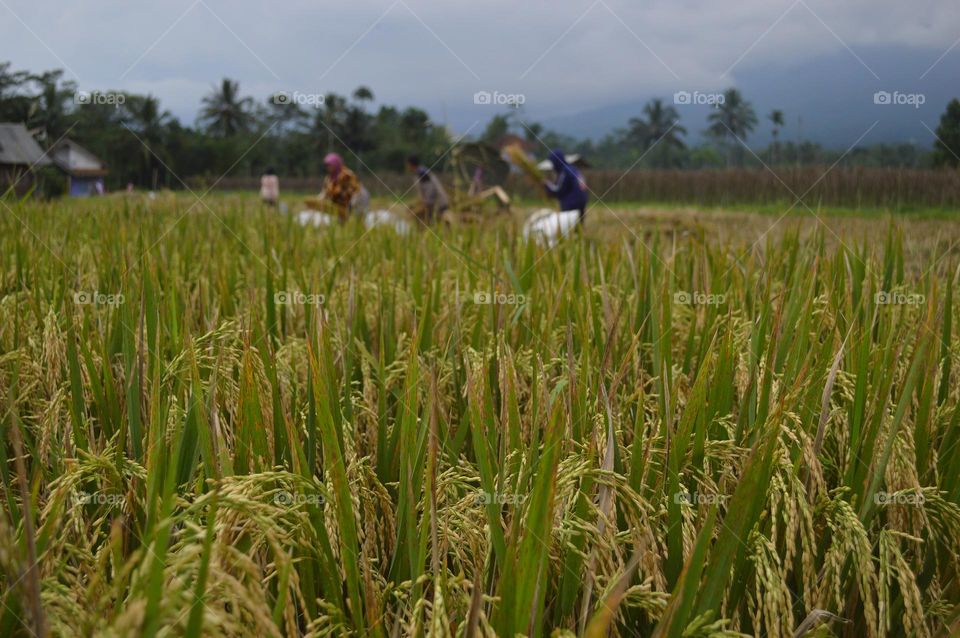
[406,155,449,222]
[544,149,588,224]
[321,153,362,222]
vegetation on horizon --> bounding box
[2,61,959,195]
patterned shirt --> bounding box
[323,167,361,215]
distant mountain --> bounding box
[533,45,959,149]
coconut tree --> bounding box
[400,107,435,151]
[311,92,349,157]
[768,109,785,165]
[481,113,512,145]
[934,98,960,168]
[353,86,374,110]
[706,88,758,166]
[337,87,376,157]
[264,92,309,135]
[126,95,170,140]
[27,69,76,140]
[627,98,687,168]
[124,95,172,187]
[524,122,544,143]
[343,106,375,158]
[199,78,253,137]
[0,62,32,122]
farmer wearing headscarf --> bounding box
[321,152,362,221]
[544,149,588,224]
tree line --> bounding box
[0,63,450,190]
[488,89,960,171]
[1,61,958,192]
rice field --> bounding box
[2,195,960,637]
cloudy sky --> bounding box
[2,0,958,143]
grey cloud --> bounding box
[2,0,958,130]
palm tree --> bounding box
[124,95,171,188]
[525,122,544,142]
[768,109,785,164]
[312,92,348,154]
[934,98,960,168]
[199,78,253,136]
[480,113,511,145]
[627,98,687,168]
[27,70,75,140]
[706,88,758,166]
[0,62,27,98]
[353,86,374,109]
[400,107,433,147]
[336,87,376,156]
[126,95,170,139]
[0,62,31,122]
[265,93,308,134]
[344,106,375,157]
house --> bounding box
[50,138,107,196]
[0,123,52,195]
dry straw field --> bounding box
[1,195,960,637]
[507,167,960,211]
[208,167,960,212]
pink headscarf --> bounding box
[323,152,343,176]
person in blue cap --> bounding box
[544,149,588,224]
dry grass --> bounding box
[507,167,960,210]
[503,144,544,187]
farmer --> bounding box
[260,167,279,206]
[406,155,449,222]
[321,153,363,221]
[544,149,588,224]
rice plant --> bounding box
[1,196,959,637]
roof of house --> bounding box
[0,123,52,167]
[50,138,107,176]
